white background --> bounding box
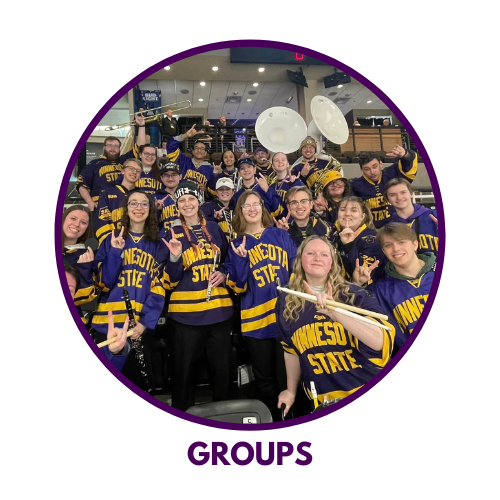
[3,2,498,498]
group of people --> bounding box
[61,116,439,421]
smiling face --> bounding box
[386,183,412,211]
[161,170,181,190]
[326,179,346,200]
[338,201,365,231]
[140,146,157,168]
[381,236,419,269]
[223,151,236,169]
[301,239,333,282]
[103,140,121,162]
[217,186,234,203]
[301,145,316,161]
[241,193,263,224]
[123,161,142,184]
[254,150,269,166]
[192,142,207,161]
[239,162,256,181]
[287,190,312,223]
[127,192,150,224]
[63,210,90,243]
[177,194,200,219]
[361,158,382,182]
[272,153,289,174]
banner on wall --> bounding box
[136,89,162,117]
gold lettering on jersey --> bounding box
[99,165,122,177]
[248,243,288,269]
[121,248,156,279]
[418,234,438,252]
[160,204,179,224]
[392,295,428,332]
[136,178,163,191]
[184,170,207,186]
[307,349,360,374]
[182,242,214,269]
[292,321,348,355]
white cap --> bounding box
[216,177,235,190]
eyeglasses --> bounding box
[161,173,179,178]
[288,199,311,208]
[125,166,142,174]
[241,203,262,211]
[105,144,120,150]
[329,180,344,187]
[128,201,150,209]
[142,152,156,158]
[193,147,206,151]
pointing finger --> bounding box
[108,311,114,333]
[369,260,380,271]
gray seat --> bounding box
[185,399,272,424]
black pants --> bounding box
[171,318,233,412]
[244,336,286,421]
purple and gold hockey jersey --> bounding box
[94,185,129,246]
[277,285,395,402]
[200,200,235,242]
[167,137,214,189]
[225,227,297,339]
[232,182,282,218]
[76,145,139,202]
[157,221,233,326]
[291,157,329,192]
[269,177,305,219]
[369,252,436,349]
[91,231,165,333]
[388,204,439,255]
[153,193,179,232]
[350,150,418,228]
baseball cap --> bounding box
[216,177,235,190]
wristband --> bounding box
[138,125,145,128]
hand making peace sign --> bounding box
[273,212,291,231]
[110,226,126,249]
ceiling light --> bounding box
[367,100,372,104]
[253,83,259,87]
[200,81,206,86]
[258,67,265,73]
[165,66,170,70]
[337,84,343,88]
[198,98,204,102]
[247,99,252,102]
[212,66,218,71]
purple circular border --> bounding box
[55,39,445,431]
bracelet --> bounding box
[138,125,145,128]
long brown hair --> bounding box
[139,144,161,181]
[337,196,375,230]
[283,235,355,322]
[62,205,92,251]
[232,191,274,236]
[179,208,217,257]
[119,190,159,241]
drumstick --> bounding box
[97,330,135,348]
[277,286,389,321]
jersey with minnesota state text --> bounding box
[153,193,179,231]
[277,285,394,402]
[291,157,329,193]
[157,221,233,326]
[350,150,418,228]
[333,223,387,282]
[388,204,439,255]
[91,231,165,334]
[201,200,235,242]
[226,227,296,339]
[94,185,129,246]
[76,145,139,202]
[369,259,435,348]
[167,137,214,188]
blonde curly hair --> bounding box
[283,235,355,322]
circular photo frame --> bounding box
[55,40,445,430]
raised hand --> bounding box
[339,219,357,244]
[273,213,291,231]
[300,161,312,177]
[386,144,407,158]
[352,258,379,285]
[162,228,183,257]
[429,214,438,226]
[107,311,129,354]
[231,235,247,258]
[214,208,224,220]
[134,113,146,127]
[77,246,94,264]
[256,172,269,193]
[110,226,126,249]
[155,196,168,210]
[313,193,328,212]
[213,162,222,174]
[239,152,251,160]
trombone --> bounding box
[105,100,192,131]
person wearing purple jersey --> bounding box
[76,115,147,210]
[94,158,143,246]
[135,144,165,196]
[275,186,333,249]
[333,197,386,283]
[291,137,329,195]
[226,191,296,420]
[268,152,304,220]
[232,158,281,217]
[356,223,436,352]
[350,145,418,228]
[157,181,233,411]
[167,124,214,195]
[201,177,235,242]
[253,146,273,178]
[277,236,394,415]
[384,178,438,255]
[153,161,181,232]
